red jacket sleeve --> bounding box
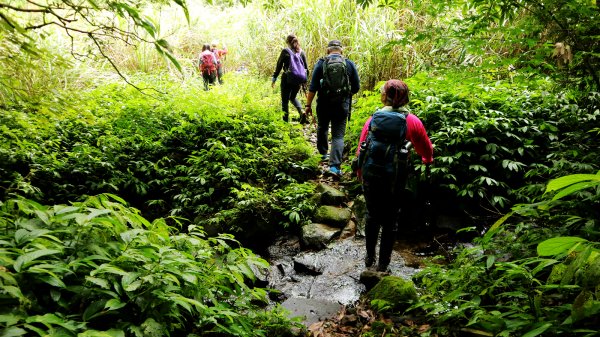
[406,114,434,164]
[355,117,372,157]
[354,117,372,180]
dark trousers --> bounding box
[363,171,408,268]
[216,66,224,84]
[316,99,349,167]
[203,71,216,91]
[280,78,302,116]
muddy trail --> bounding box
[262,122,464,336]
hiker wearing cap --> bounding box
[304,40,360,177]
[272,34,309,123]
[353,79,433,272]
[211,42,228,85]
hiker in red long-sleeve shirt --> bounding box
[211,42,228,85]
[353,79,434,272]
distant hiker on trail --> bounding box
[211,42,228,85]
[304,40,360,177]
[199,43,217,91]
[272,34,309,123]
[353,79,433,272]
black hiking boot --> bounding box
[365,255,375,268]
[283,113,289,122]
[299,112,309,124]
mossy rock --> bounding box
[316,183,346,205]
[314,205,351,228]
[367,276,417,312]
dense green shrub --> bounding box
[0,77,319,243]
[0,194,301,336]
[347,73,600,218]
[408,172,600,337]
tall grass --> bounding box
[0,0,519,106]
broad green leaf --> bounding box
[1,327,27,337]
[104,299,127,311]
[120,229,145,243]
[86,209,112,222]
[30,268,67,288]
[83,300,108,321]
[486,255,495,269]
[0,314,23,326]
[483,211,513,241]
[14,228,51,246]
[545,173,600,193]
[522,323,552,337]
[14,249,61,272]
[551,181,599,200]
[78,329,125,337]
[85,276,110,289]
[91,264,128,277]
[2,286,26,302]
[537,237,587,256]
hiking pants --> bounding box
[363,173,408,269]
[202,71,216,91]
[316,102,348,168]
[217,66,224,84]
[280,77,302,115]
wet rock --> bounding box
[281,297,343,327]
[367,276,418,312]
[314,205,351,228]
[268,236,302,259]
[351,195,367,237]
[293,254,324,275]
[301,223,341,249]
[317,183,347,205]
[248,261,269,287]
[359,270,385,291]
[340,220,356,239]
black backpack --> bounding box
[359,110,410,192]
[320,55,351,100]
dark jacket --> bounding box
[308,54,360,106]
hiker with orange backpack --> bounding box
[272,34,309,123]
[211,42,228,84]
[199,44,217,91]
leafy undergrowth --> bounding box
[0,194,303,336]
[308,300,431,337]
[347,71,600,219]
[0,74,320,247]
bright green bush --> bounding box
[0,194,301,336]
[0,75,319,243]
[347,73,600,216]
